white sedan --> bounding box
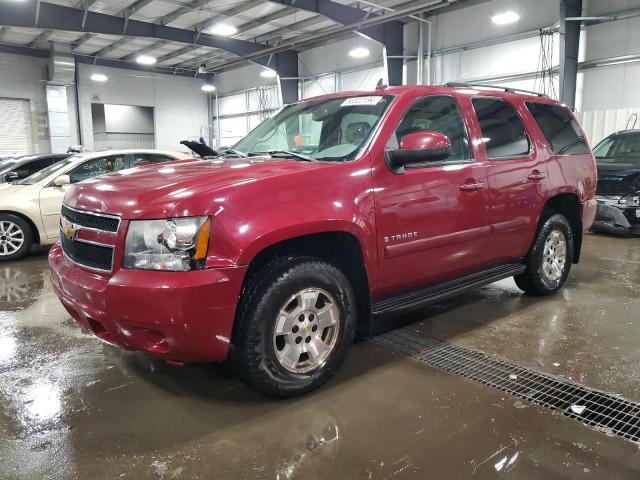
[0,149,193,261]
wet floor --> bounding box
[1,234,639,479]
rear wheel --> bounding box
[0,214,32,261]
[514,213,573,295]
[230,257,356,398]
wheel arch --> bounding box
[239,230,373,339]
[0,210,41,245]
[539,193,582,263]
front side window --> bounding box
[472,97,530,159]
[387,95,472,162]
[16,155,80,185]
[68,155,127,183]
[14,158,53,179]
[234,95,393,162]
[526,102,589,155]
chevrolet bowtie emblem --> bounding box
[61,217,79,241]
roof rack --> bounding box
[444,82,548,98]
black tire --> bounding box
[514,213,574,296]
[230,257,357,398]
[0,214,33,261]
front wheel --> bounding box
[0,214,33,261]
[230,257,356,398]
[514,213,574,295]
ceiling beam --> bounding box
[0,1,274,65]
[117,0,156,17]
[233,6,299,35]
[28,29,54,47]
[191,0,263,33]
[93,37,132,57]
[72,32,95,49]
[121,39,170,61]
[158,0,211,26]
[156,44,201,64]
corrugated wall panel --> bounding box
[0,97,33,155]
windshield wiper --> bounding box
[216,148,247,158]
[249,150,315,162]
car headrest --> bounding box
[345,122,371,144]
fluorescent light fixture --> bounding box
[491,11,520,25]
[348,47,370,58]
[209,23,238,37]
[136,54,157,65]
[90,73,108,82]
[260,69,277,79]
[201,84,216,92]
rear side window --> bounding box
[526,102,590,155]
[472,97,530,159]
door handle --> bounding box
[459,182,486,191]
[528,171,546,181]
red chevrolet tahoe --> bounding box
[49,84,597,397]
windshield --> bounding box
[16,155,81,185]
[234,95,394,162]
[593,133,640,166]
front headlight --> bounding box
[619,194,640,207]
[124,216,211,271]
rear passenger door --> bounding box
[471,97,550,263]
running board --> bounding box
[372,263,526,316]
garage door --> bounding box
[0,97,33,155]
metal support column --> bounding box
[559,0,582,107]
[383,22,404,86]
[275,50,299,104]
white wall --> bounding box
[0,52,78,154]
[77,64,208,152]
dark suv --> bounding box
[50,84,597,397]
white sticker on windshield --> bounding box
[340,96,383,107]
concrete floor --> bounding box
[0,233,639,479]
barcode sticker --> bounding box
[340,96,383,107]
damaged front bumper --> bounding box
[592,195,640,235]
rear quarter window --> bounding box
[526,102,590,155]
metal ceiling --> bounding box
[0,0,461,75]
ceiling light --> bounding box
[491,11,520,25]
[260,69,277,79]
[209,23,238,37]
[136,54,157,65]
[90,73,108,82]
[348,47,370,59]
[201,84,216,92]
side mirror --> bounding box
[5,171,19,181]
[387,131,452,173]
[53,175,71,187]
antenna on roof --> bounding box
[376,78,387,90]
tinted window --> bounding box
[389,95,471,162]
[132,154,174,166]
[472,98,530,159]
[526,102,589,155]
[14,158,54,179]
[68,155,127,183]
[593,134,640,165]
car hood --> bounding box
[596,161,640,195]
[64,156,332,219]
[180,140,218,158]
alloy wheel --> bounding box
[542,229,567,282]
[0,221,25,256]
[273,288,341,374]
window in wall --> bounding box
[68,155,127,183]
[388,95,472,162]
[472,97,530,159]
[526,102,589,155]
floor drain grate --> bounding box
[372,328,640,444]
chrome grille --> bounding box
[61,205,120,233]
[60,234,114,272]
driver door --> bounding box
[39,154,128,240]
[372,95,492,296]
